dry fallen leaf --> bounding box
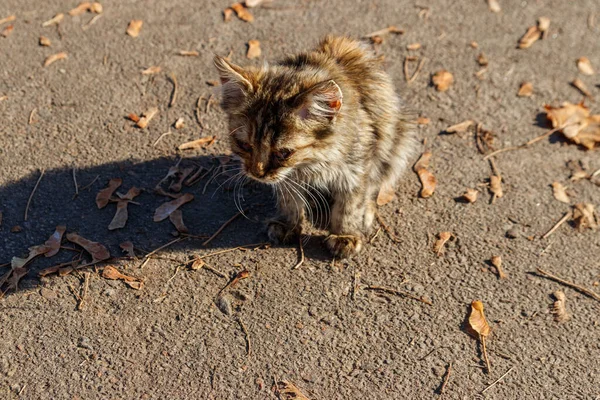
[461,188,478,203]
[154,193,194,222]
[169,167,195,193]
[477,53,488,67]
[102,266,143,290]
[572,203,598,231]
[551,182,570,204]
[169,209,189,233]
[551,290,570,323]
[490,175,503,201]
[577,57,595,76]
[377,183,396,206]
[190,258,205,270]
[223,8,234,22]
[136,107,158,129]
[96,178,122,209]
[126,20,143,37]
[245,0,267,7]
[39,36,51,46]
[275,381,311,400]
[544,102,600,149]
[538,16,550,33]
[406,43,421,51]
[1,24,14,38]
[470,41,479,48]
[11,245,50,269]
[247,39,261,59]
[90,2,103,13]
[432,69,454,92]
[487,0,501,13]
[178,50,199,57]
[518,25,541,49]
[174,117,185,130]
[490,255,507,279]
[43,52,67,67]
[120,241,136,258]
[231,3,254,22]
[178,136,216,150]
[433,231,452,256]
[66,233,110,263]
[141,66,161,75]
[69,2,92,16]
[446,120,474,133]
[468,300,491,338]
[518,82,533,97]
[108,187,140,230]
[571,78,592,98]
[364,25,404,39]
[44,225,66,257]
[416,117,430,125]
[42,13,64,27]
[413,152,436,198]
[3,267,28,291]
[0,15,16,25]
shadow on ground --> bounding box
[0,155,331,297]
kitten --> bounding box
[214,36,416,258]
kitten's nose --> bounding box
[251,161,266,178]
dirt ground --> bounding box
[1,0,599,399]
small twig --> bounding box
[202,211,244,246]
[79,175,99,191]
[195,95,205,128]
[72,168,79,197]
[488,157,500,177]
[82,14,102,30]
[218,269,249,295]
[24,169,45,221]
[536,268,600,302]
[403,57,411,82]
[364,285,432,305]
[202,263,227,278]
[291,236,305,270]
[153,130,173,147]
[143,237,186,261]
[541,211,572,239]
[168,73,178,107]
[205,94,214,114]
[238,317,251,357]
[77,272,90,310]
[591,167,600,178]
[438,362,452,396]
[481,366,515,394]
[483,127,562,160]
[369,227,382,244]
[481,335,491,374]
[376,212,401,243]
[28,108,37,125]
[408,57,426,84]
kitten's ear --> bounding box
[294,80,343,121]
[213,55,253,112]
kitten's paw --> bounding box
[325,234,363,258]
[267,220,300,244]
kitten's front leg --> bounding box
[267,186,305,244]
[326,191,366,258]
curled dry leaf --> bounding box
[246,40,261,59]
[154,193,194,222]
[178,135,216,150]
[190,258,205,271]
[376,183,396,206]
[141,66,161,75]
[551,182,570,204]
[174,117,185,129]
[120,241,136,257]
[490,175,503,200]
[231,3,254,22]
[136,107,158,129]
[274,381,311,400]
[413,151,436,198]
[66,233,110,263]
[69,2,92,16]
[432,70,454,92]
[44,225,66,257]
[108,187,140,230]
[102,266,144,290]
[544,102,600,150]
[433,231,452,256]
[518,82,533,97]
[487,0,501,13]
[446,120,474,133]
[0,15,16,25]
[126,20,143,37]
[571,78,592,98]
[169,209,189,233]
[577,57,595,76]
[1,25,14,38]
[42,14,64,27]
[96,178,122,208]
[11,245,50,269]
[461,188,478,203]
[572,203,598,231]
[39,36,51,46]
[490,255,507,279]
[44,52,67,67]
[518,25,541,49]
[468,300,491,338]
[551,291,570,323]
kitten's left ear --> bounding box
[213,55,253,112]
[294,80,343,121]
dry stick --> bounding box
[291,236,305,270]
[202,211,244,246]
[403,57,411,82]
[592,168,600,178]
[408,57,426,84]
[369,227,382,244]
[483,127,562,160]
[72,168,79,197]
[364,285,432,305]
[79,175,99,191]
[481,366,515,394]
[77,272,90,310]
[238,317,251,357]
[205,94,214,114]
[536,268,600,302]
[29,108,37,125]
[438,362,452,396]
[153,130,173,147]
[191,243,269,262]
[376,212,401,243]
[488,157,500,177]
[24,169,45,221]
[541,211,572,239]
[195,96,205,129]
[141,237,186,266]
[481,335,491,374]
[168,73,178,107]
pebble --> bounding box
[506,227,520,239]
[40,288,57,300]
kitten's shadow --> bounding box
[0,155,332,298]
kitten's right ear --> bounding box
[213,55,253,112]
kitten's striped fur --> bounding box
[214,36,416,258]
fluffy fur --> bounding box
[214,36,416,258]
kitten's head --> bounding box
[213,55,343,184]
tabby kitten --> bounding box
[214,36,416,258]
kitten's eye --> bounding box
[236,139,252,152]
[274,148,293,161]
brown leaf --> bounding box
[11,245,50,269]
[432,70,454,91]
[433,231,452,256]
[490,175,503,199]
[127,113,140,122]
[275,381,311,400]
[190,259,205,270]
[551,291,570,323]
[4,267,28,291]
[0,15,16,25]
[178,136,216,150]
[446,120,474,133]
[572,203,598,231]
[577,57,595,76]
[69,2,92,16]
[571,78,592,98]
[518,26,541,49]
[136,107,158,129]
[487,0,501,12]
[90,2,103,13]
[468,300,491,338]
[169,167,195,193]
[42,14,64,27]
[66,233,110,263]
[406,43,421,51]
[413,151,431,172]
[102,266,143,290]
[154,193,194,222]
[141,66,161,75]
[517,82,533,97]
[119,241,136,257]
[544,102,600,149]
[477,52,488,66]
[1,24,14,38]
[416,116,430,125]
[538,16,550,33]
[127,20,143,37]
[223,8,234,22]
[461,188,478,203]
[39,36,51,46]
[96,178,122,208]
[43,52,67,67]
[377,183,396,206]
[417,169,436,198]
[174,117,185,130]
[44,225,66,257]
[247,39,261,59]
[124,281,144,290]
[551,182,570,204]
[490,255,507,279]
[169,209,189,233]
[108,201,129,230]
[231,3,254,22]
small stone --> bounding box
[506,227,520,239]
[40,288,57,300]
[215,294,233,316]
